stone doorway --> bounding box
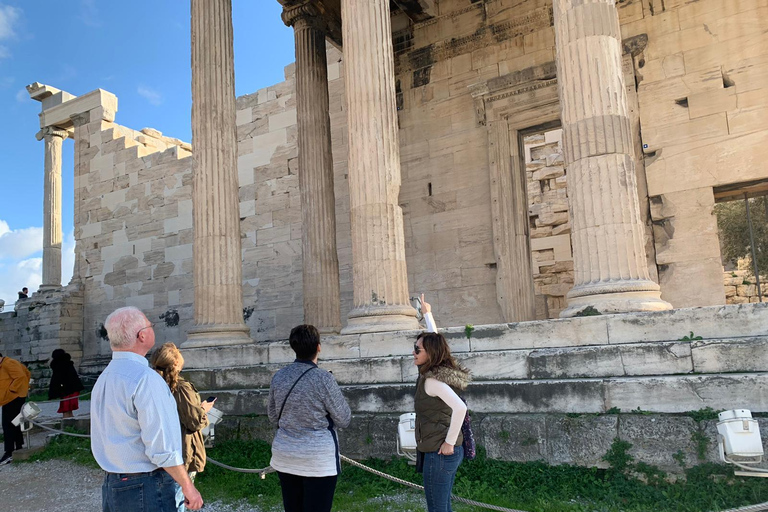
[520,123,574,319]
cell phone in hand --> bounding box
[205,396,217,403]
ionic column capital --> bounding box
[36,126,69,141]
[282,2,326,31]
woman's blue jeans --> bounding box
[423,445,464,512]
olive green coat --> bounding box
[173,379,209,472]
[414,365,470,453]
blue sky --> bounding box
[0,1,295,305]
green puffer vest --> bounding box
[414,365,471,453]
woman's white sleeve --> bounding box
[424,377,467,446]
[424,312,438,333]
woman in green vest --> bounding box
[413,295,471,512]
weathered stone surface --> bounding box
[547,415,618,467]
[479,414,548,462]
[692,338,768,373]
[619,414,698,471]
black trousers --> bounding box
[277,471,338,512]
[2,396,26,455]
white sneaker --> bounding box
[0,453,12,465]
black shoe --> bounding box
[0,453,12,466]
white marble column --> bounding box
[340,0,419,334]
[553,0,671,316]
[282,3,342,334]
[37,126,68,292]
[184,0,251,347]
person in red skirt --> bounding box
[48,349,84,418]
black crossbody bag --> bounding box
[277,366,316,422]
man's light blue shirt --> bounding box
[90,351,184,473]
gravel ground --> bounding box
[0,459,426,512]
[0,459,272,512]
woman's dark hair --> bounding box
[290,324,320,360]
[416,332,460,375]
[51,349,70,361]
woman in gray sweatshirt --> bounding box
[267,324,351,512]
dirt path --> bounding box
[0,459,267,512]
[0,459,427,511]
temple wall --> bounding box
[72,114,196,362]
[10,0,764,358]
[232,0,768,327]
[624,0,768,307]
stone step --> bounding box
[182,303,768,370]
[184,336,768,388]
[197,372,768,417]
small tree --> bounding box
[714,196,768,278]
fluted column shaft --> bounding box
[185,0,251,347]
[340,0,419,334]
[554,0,671,316]
[39,127,68,291]
[283,4,342,334]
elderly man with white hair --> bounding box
[91,306,204,512]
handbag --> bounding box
[277,366,316,421]
[460,397,476,461]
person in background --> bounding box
[151,342,214,512]
[268,324,352,512]
[0,352,31,465]
[48,349,85,419]
[91,306,203,511]
[413,294,470,512]
[17,287,28,300]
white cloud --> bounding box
[15,87,25,102]
[0,220,42,260]
[0,226,75,308]
[138,85,163,106]
[0,257,41,308]
[0,4,20,40]
[0,5,20,60]
[78,0,101,28]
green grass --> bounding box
[23,428,99,468]
[19,438,768,512]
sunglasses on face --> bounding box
[413,343,422,355]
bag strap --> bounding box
[277,366,316,422]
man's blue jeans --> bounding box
[423,446,464,512]
[102,469,179,512]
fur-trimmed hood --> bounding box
[423,364,471,391]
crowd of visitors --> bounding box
[0,294,468,512]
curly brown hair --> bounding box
[150,342,184,392]
[416,332,460,375]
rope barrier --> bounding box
[29,419,92,438]
[19,413,768,512]
[340,455,528,512]
[29,390,93,405]
[206,457,275,478]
